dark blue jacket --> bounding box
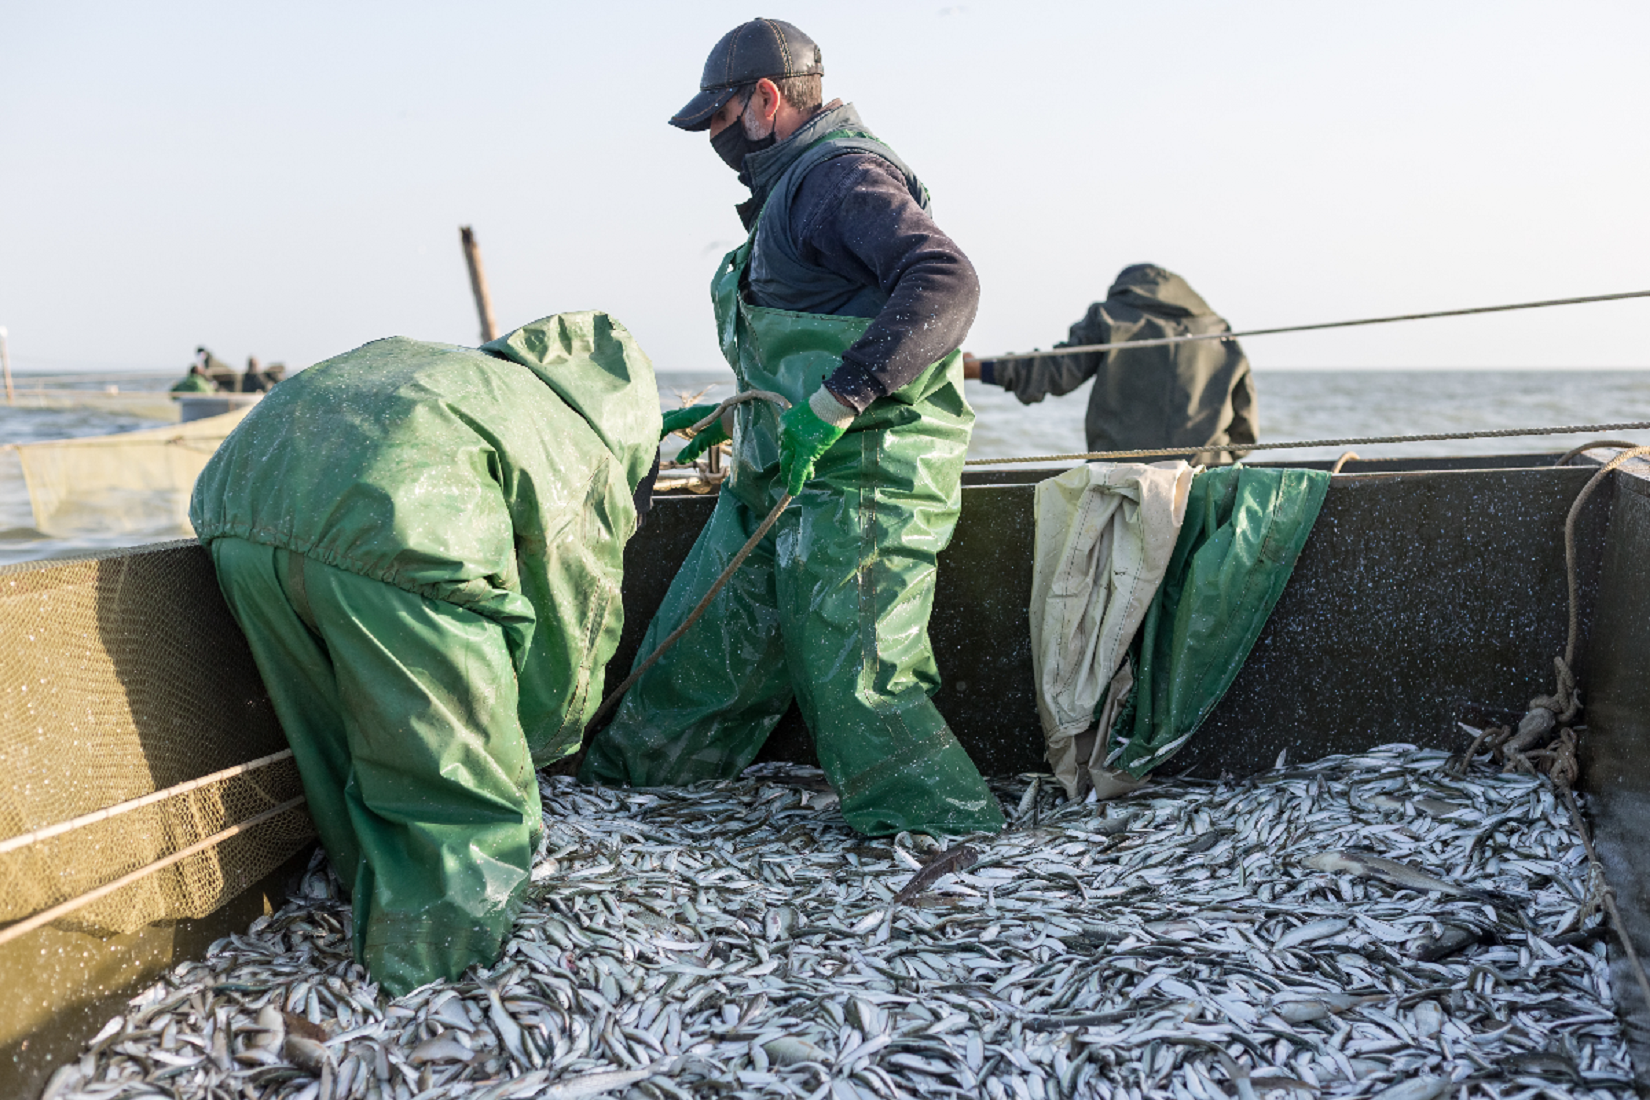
[736,102,979,413]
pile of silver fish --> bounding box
[43,745,1637,1099]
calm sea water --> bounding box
[4,369,1648,566]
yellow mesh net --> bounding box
[0,542,314,937]
[4,388,181,422]
[9,407,251,538]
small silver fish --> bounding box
[1274,917,1349,950]
[1302,849,1497,902]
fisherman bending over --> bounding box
[193,346,240,392]
[966,264,1256,466]
[581,19,1004,837]
[190,312,661,994]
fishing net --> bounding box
[5,388,180,422]
[0,542,314,938]
[10,407,251,538]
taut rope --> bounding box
[981,289,1650,362]
[965,421,1650,467]
[584,391,796,735]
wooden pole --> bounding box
[459,226,499,344]
[0,327,12,405]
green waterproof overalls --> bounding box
[582,127,1004,837]
[192,313,661,995]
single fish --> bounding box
[892,845,979,906]
[1408,924,1484,962]
[279,1009,328,1044]
[283,1034,329,1076]
[1274,917,1349,951]
[1369,1078,1455,1100]
[408,1034,477,1065]
[763,1036,832,1065]
[1500,1050,1581,1082]
[1090,811,1139,836]
[1302,849,1497,902]
[540,1068,656,1099]
[1271,992,1386,1023]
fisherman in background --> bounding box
[240,356,285,393]
[196,346,240,392]
[190,312,662,994]
[581,19,1004,836]
[169,361,215,393]
[966,264,1256,466]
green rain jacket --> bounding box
[190,312,663,764]
[170,372,216,394]
[986,265,1256,466]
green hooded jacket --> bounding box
[190,311,662,763]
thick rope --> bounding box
[684,389,789,435]
[1560,785,1650,1016]
[584,493,793,736]
[982,289,1650,362]
[1559,447,1650,672]
[1557,440,1644,468]
[0,750,295,856]
[1449,445,1650,1010]
[964,421,1650,467]
[0,795,308,948]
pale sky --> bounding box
[2,0,1648,376]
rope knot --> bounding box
[1527,655,1580,725]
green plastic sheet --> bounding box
[191,312,661,993]
[1105,465,1330,778]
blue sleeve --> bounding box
[790,155,980,412]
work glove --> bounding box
[778,388,855,495]
[660,404,729,464]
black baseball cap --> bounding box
[670,18,824,132]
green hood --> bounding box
[481,314,660,493]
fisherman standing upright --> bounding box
[966,264,1256,466]
[582,19,1004,836]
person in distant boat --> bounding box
[169,361,215,394]
[965,264,1256,466]
[240,355,285,393]
[194,346,239,392]
[190,312,661,995]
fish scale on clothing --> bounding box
[43,746,1636,1099]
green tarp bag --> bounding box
[1105,465,1330,778]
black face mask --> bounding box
[710,114,776,174]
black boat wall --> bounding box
[606,462,1613,778]
[1574,455,1650,1069]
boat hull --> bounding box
[3,448,1648,1094]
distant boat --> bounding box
[1,374,263,423]
[173,392,261,423]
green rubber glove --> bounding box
[660,404,729,464]
[778,389,853,495]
